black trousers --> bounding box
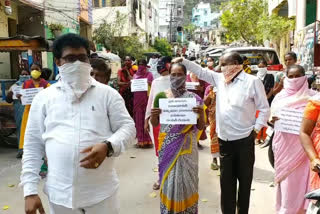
[219,132,255,214]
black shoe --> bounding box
[16,150,23,159]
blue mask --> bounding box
[19,75,31,83]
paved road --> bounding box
[0,137,275,214]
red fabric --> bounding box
[118,67,135,95]
[23,78,49,89]
[153,125,160,157]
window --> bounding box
[177,6,182,16]
[204,10,207,15]
[102,0,106,6]
[148,2,152,19]
[93,0,100,7]
[139,1,142,20]
[204,22,207,27]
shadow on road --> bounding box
[253,167,274,184]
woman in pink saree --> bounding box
[133,59,154,148]
[270,65,316,213]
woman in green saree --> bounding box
[150,63,205,214]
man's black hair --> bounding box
[170,63,187,75]
[90,58,111,77]
[30,62,42,70]
[159,56,172,64]
[287,64,305,76]
[41,68,52,80]
[53,33,90,59]
[285,51,297,61]
[259,58,268,66]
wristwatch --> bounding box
[103,140,114,157]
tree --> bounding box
[220,0,295,46]
[153,38,172,56]
[93,11,147,59]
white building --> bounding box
[93,0,159,45]
[158,0,184,42]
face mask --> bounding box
[257,68,268,80]
[19,75,30,82]
[221,65,243,84]
[125,61,132,67]
[207,62,214,67]
[58,60,92,98]
[284,75,307,95]
[157,61,166,74]
[31,70,41,79]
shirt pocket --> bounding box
[228,92,249,108]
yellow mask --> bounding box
[31,70,41,79]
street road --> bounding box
[0,136,275,214]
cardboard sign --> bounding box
[131,78,148,92]
[21,87,43,105]
[159,98,197,125]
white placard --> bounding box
[131,78,148,92]
[12,86,22,100]
[186,82,199,90]
[159,98,197,125]
[274,108,304,135]
[21,87,43,105]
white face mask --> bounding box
[257,67,268,80]
[58,60,92,98]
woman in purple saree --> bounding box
[133,59,154,148]
[150,63,205,214]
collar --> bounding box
[55,77,98,89]
[234,71,245,81]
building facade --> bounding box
[158,0,184,42]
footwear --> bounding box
[153,181,160,190]
[197,143,204,150]
[211,162,219,170]
[16,150,23,159]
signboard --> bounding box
[186,82,199,90]
[159,98,197,125]
[131,78,148,92]
[21,87,43,105]
[274,108,304,135]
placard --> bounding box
[274,108,304,135]
[159,98,197,125]
[21,87,43,105]
[186,82,199,90]
[131,78,148,92]
[12,86,22,100]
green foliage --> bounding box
[153,38,172,57]
[93,12,148,59]
[220,0,295,45]
[48,23,64,32]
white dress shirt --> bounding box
[20,78,136,209]
[145,75,171,119]
[182,59,270,141]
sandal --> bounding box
[153,181,160,190]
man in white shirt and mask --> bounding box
[21,33,136,214]
[144,56,171,190]
[147,54,160,79]
[173,52,270,214]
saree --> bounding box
[304,94,320,191]
[19,79,50,149]
[271,76,315,213]
[133,68,153,147]
[204,85,219,157]
[118,67,135,117]
[157,91,202,214]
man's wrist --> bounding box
[103,141,114,157]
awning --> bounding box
[0,35,50,52]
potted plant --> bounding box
[48,23,64,38]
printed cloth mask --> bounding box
[257,67,268,81]
[157,61,167,74]
[58,60,92,99]
[207,61,214,67]
[31,70,41,79]
[170,75,186,97]
[221,65,243,84]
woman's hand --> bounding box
[150,108,162,127]
[311,158,320,173]
[270,116,279,125]
[193,106,205,130]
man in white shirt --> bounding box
[21,33,136,214]
[174,52,270,214]
[144,56,171,190]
